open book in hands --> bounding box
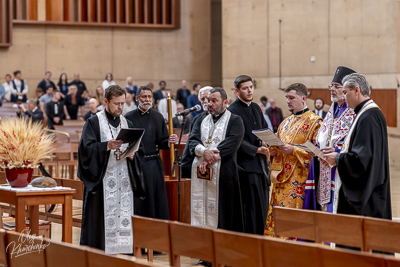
[252,128,284,147]
[116,128,145,160]
[291,140,326,160]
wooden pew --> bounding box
[169,221,216,267]
[2,228,158,267]
[6,230,46,267]
[0,229,7,266]
[320,246,386,266]
[274,206,365,250]
[45,239,87,267]
[363,217,400,253]
[262,236,321,267]
[132,215,174,266]
[213,229,264,267]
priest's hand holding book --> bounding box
[257,141,270,157]
[319,148,337,168]
[108,139,123,150]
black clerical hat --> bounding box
[332,66,356,85]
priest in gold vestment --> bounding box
[264,83,322,236]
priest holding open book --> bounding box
[78,85,145,254]
[303,66,356,214]
[264,83,322,237]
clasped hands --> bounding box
[199,149,220,174]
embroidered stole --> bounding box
[315,103,355,205]
[191,111,231,228]
[97,111,133,254]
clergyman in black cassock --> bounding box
[125,86,178,220]
[187,87,245,232]
[323,73,391,220]
[228,75,271,235]
[78,88,144,252]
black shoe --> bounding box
[195,260,212,267]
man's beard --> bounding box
[139,101,152,111]
[107,107,121,117]
[202,103,208,112]
[331,95,344,103]
[209,104,224,116]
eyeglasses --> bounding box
[328,84,343,90]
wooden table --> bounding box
[0,186,75,243]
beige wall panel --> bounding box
[45,26,113,80]
[222,0,268,79]
[267,0,329,77]
[329,0,397,74]
[0,26,46,90]
[112,0,211,89]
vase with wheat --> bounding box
[0,117,55,187]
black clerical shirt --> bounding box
[105,108,120,128]
[293,107,309,116]
[353,99,370,114]
[212,110,226,123]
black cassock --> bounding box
[228,99,271,235]
[187,112,245,232]
[336,100,391,219]
[125,108,170,219]
[77,112,144,250]
[181,111,208,178]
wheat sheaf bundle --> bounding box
[0,117,55,169]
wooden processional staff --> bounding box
[167,93,175,177]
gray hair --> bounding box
[342,73,370,96]
[27,99,37,106]
[198,86,213,101]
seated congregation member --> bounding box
[265,83,322,237]
[122,92,137,115]
[78,85,144,254]
[84,98,99,121]
[187,87,245,233]
[95,86,105,111]
[69,73,88,98]
[39,85,54,121]
[64,85,85,120]
[157,88,177,121]
[102,73,116,90]
[172,103,191,134]
[17,99,44,124]
[313,97,327,119]
[187,83,203,122]
[125,86,178,220]
[176,80,191,108]
[37,71,56,94]
[125,76,138,96]
[265,98,284,132]
[57,72,69,98]
[10,70,28,103]
[2,74,12,102]
[46,89,65,129]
